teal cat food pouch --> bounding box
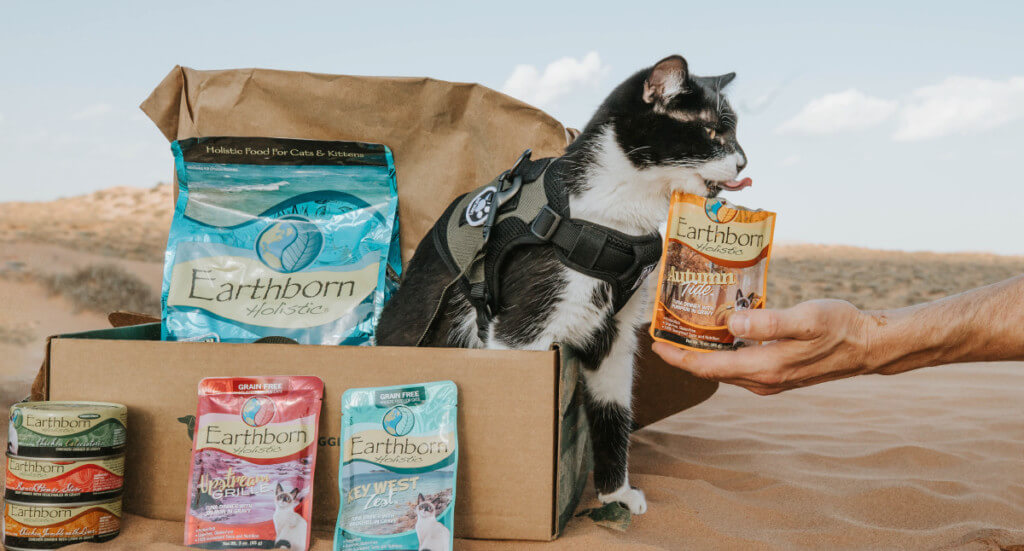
[162,137,400,344]
[335,381,458,551]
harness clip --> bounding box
[508,149,532,179]
[481,174,523,243]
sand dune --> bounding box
[0,183,172,261]
[2,185,1023,550]
[621,363,1024,550]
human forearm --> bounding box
[865,275,1024,375]
[654,275,1024,395]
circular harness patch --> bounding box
[465,186,497,226]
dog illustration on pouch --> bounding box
[378,54,749,514]
[414,493,450,551]
[273,483,307,551]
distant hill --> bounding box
[2,183,1021,311]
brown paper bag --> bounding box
[142,66,573,261]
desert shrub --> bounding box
[43,264,159,315]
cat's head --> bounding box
[275,483,299,508]
[735,289,756,310]
[415,493,438,519]
[574,54,748,198]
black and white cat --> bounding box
[377,55,748,514]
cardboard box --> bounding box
[37,324,716,540]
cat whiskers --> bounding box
[662,160,702,169]
[624,145,652,157]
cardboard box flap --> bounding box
[109,311,161,328]
[633,329,718,428]
[31,323,163,401]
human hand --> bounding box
[652,299,875,395]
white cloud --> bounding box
[893,76,1024,141]
[777,89,897,135]
[501,52,608,108]
[72,103,113,121]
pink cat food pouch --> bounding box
[184,376,324,550]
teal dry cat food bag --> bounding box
[162,137,400,344]
[334,381,458,551]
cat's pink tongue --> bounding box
[721,177,752,191]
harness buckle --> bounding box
[530,205,563,241]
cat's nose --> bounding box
[735,153,747,173]
[734,145,747,173]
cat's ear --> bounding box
[290,488,300,498]
[717,72,737,88]
[276,483,284,494]
[736,289,743,300]
[417,493,426,503]
[643,55,688,105]
[747,292,756,301]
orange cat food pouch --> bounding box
[650,192,776,351]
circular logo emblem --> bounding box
[10,410,22,429]
[382,405,415,437]
[465,186,497,227]
[256,215,324,273]
[241,396,276,427]
[704,198,737,224]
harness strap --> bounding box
[415,151,663,346]
[529,201,662,312]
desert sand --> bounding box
[2,185,1023,550]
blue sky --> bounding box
[2,1,1023,253]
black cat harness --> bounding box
[418,150,663,345]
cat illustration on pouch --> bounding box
[273,483,308,551]
[414,493,450,551]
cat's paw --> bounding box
[598,485,647,515]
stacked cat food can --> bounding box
[4,402,126,550]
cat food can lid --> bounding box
[5,451,125,462]
[8,402,128,458]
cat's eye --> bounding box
[704,127,716,139]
